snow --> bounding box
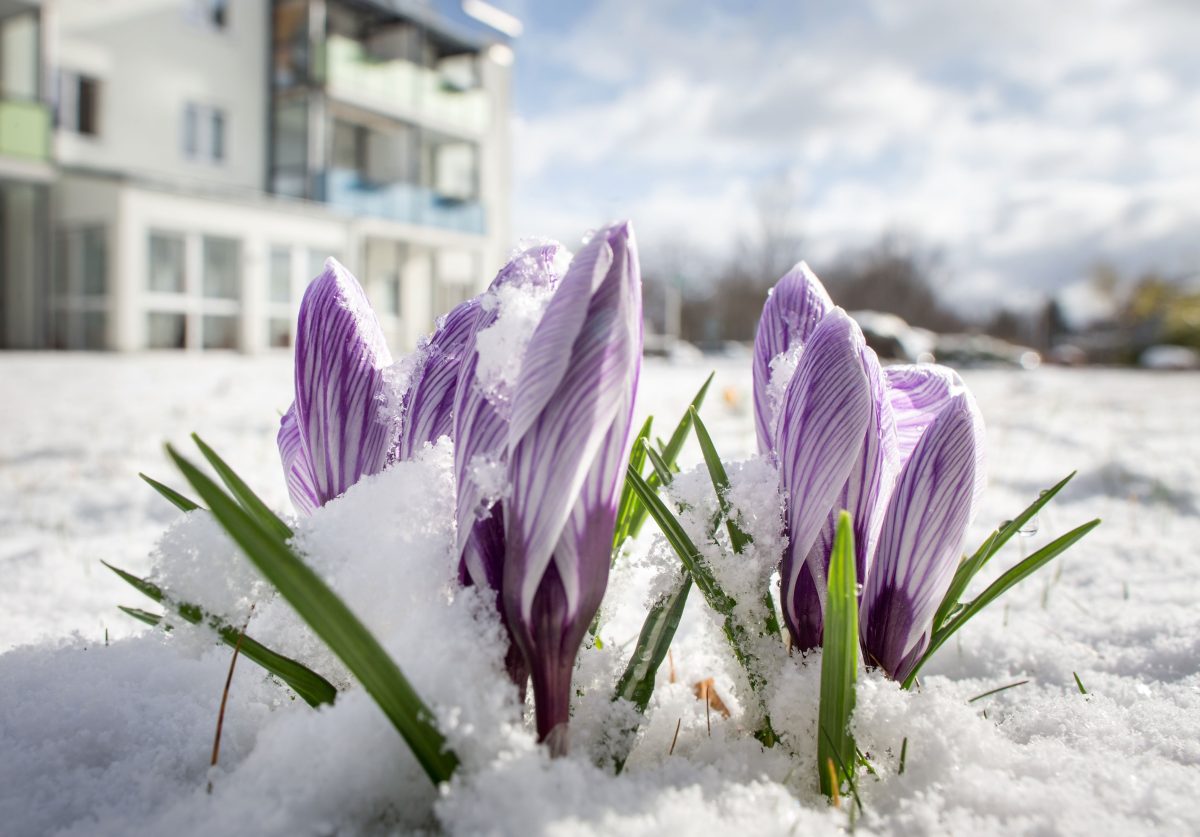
[2,353,1199,836]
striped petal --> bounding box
[752,262,833,455]
[454,242,568,591]
[777,309,873,650]
[861,392,981,680]
[277,405,320,516]
[503,221,642,747]
[291,258,394,508]
[395,297,482,461]
[885,364,987,507]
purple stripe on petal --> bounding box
[752,262,833,455]
[277,405,320,516]
[861,392,980,679]
[776,308,873,651]
[292,258,393,507]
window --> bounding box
[80,228,106,295]
[269,247,292,303]
[148,232,186,293]
[380,277,401,317]
[57,72,100,136]
[202,315,239,349]
[268,318,291,348]
[202,236,240,299]
[187,0,228,31]
[183,103,227,163]
[147,312,186,349]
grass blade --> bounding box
[613,573,693,711]
[967,679,1030,703]
[104,561,337,708]
[627,373,714,538]
[118,605,165,627]
[904,517,1101,689]
[1073,672,1088,695]
[167,443,457,783]
[191,433,293,542]
[644,444,675,486]
[933,472,1077,631]
[612,417,654,553]
[818,511,858,800]
[139,472,202,512]
[690,408,781,640]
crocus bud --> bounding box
[502,222,642,754]
[278,259,393,514]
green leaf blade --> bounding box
[191,433,293,543]
[139,473,202,512]
[818,510,859,800]
[905,517,1101,688]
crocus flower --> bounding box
[501,221,642,754]
[758,263,985,678]
[278,259,393,515]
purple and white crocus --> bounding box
[455,223,643,754]
[278,258,394,516]
[755,263,985,681]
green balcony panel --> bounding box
[0,99,51,161]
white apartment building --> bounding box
[1,0,516,351]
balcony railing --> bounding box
[324,36,490,135]
[324,170,486,234]
[0,98,50,161]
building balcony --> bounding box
[0,97,50,161]
[324,35,490,137]
[324,170,485,235]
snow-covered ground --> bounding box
[2,353,1198,835]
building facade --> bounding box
[1,0,515,352]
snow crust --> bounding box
[2,355,1199,835]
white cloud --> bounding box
[510,0,1200,307]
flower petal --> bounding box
[776,308,873,649]
[277,405,320,516]
[861,392,981,679]
[752,262,833,454]
[396,296,482,461]
[293,258,394,506]
[885,364,986,507]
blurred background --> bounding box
[0,0,1197,367]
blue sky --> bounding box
[492,0,1200,314]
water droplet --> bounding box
[855,583,864,596]
[1018,514,1040,537]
